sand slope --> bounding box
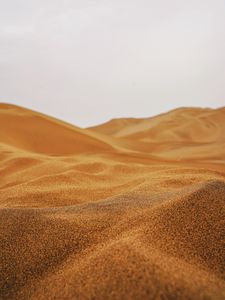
[0,103,113,155]
[0,104,224,300]
[90,107,225,160]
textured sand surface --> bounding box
[0,103,225,300]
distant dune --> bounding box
[0,103,113,155]
[90,107,225,160]
[0,104,224,300]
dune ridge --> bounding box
[0,104,224,299]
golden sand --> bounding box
[0,103,224,299]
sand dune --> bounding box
[0,103,113,155]
[90,107,225,161]
[0,104,224,299]
[90,107,225,141]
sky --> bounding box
[0,0,225,127]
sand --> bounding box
[0,103,224,300]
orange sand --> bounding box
[0,103,224,300]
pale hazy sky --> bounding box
[0,0,225,127]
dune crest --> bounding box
[0,104,224,299]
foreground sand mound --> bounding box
[0,104,224,299]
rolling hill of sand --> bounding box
[90,107,225,161]
[0,103,224,300]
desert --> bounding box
[0,103,225,299]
